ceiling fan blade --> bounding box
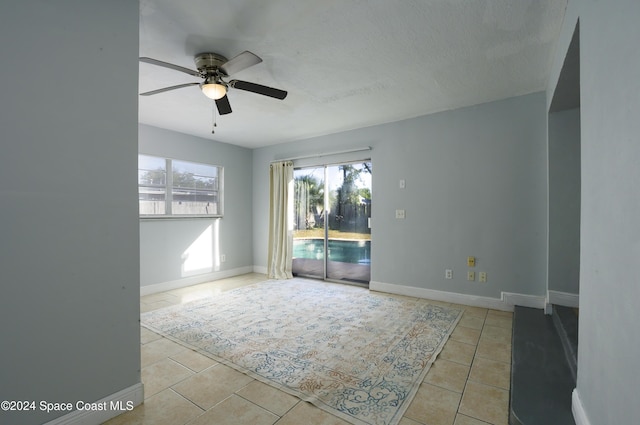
[139,57,200,77]
[215,95,233,115]
[220,51,262,76]
[230,80,288,100]
[139,82,200,96]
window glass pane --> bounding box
[171,159,220,215]
[172,189,218,215]
[139,186,166,215]
[173,160,217,177]
[172,160,218,190]
[195,175,218,190]
[138,155,166,186]
[138,170,166,186]
[139,154,166,170]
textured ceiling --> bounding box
[139,0,568,148]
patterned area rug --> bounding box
[141,278,462,425]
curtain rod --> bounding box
[270,146,371,163]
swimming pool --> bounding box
[293,239,371,264]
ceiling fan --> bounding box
[139,51,287,116]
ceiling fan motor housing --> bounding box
[194,52,229,76]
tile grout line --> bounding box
[452,308,512,425]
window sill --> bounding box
[140,215,223,221]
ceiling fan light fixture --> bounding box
[201,81,227,100]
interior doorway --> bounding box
[548,21,581,305]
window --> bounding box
[138,155,223,217]
[138,155,167,215]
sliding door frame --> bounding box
[292,159,372,286]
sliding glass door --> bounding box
[326,163,371,282]
[292,162,371,284]
[292,166,325,280]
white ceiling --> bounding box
[139,0,567,149]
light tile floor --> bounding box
[104,273,513,425]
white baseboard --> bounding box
[253,265,268,275]
[43,383,143,425]
[141,266,254,296]
[572,388,592,425]
[548,290,580,308]
[370,281,508,311]
[501,292,547,309]
[370,281,547,311]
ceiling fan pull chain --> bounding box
[212,101,217,134]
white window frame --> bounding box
[138,154,223,219]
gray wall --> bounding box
[547,0,640,423]
[548,108,581,295]
[139,125,254,287]
[0,1,140,424]
[254,93,548,299]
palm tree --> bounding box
[294,174,324,230]
[333,163,371,232]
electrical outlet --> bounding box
[395,209,406,219]
[467,256,476,267]
[445,269,453,279]
[220,254,226,263]
[467,271,475,281]
[479,272,487,282]
[399,179,406,189]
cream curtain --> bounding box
[268,161,294,279]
